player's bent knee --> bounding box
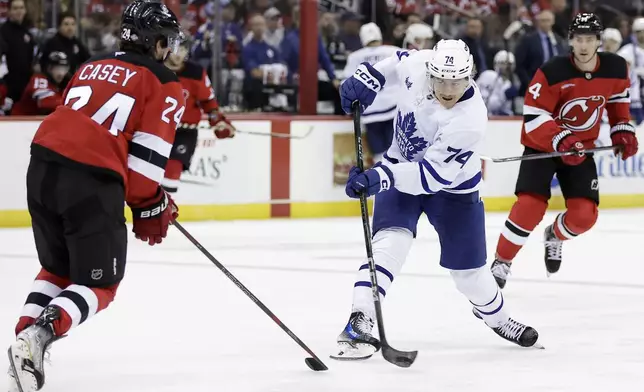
[565,197,598,233]
[514,193,548,218]
[372,228,414,260]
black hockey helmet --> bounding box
[48,51,69,67]
[120,0,183,56]
[568,13,603,39]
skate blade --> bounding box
[329,342,376,361]
[531,341,545,350]
[7,342,38,392]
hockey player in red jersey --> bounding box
[11,52,69,116]
[161,39,235,193]
[490,13,639,288]
[7,2,185,391]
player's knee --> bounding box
[513,193,548,222]
[372,228,414,263]
[449,267,487,297]
[92,283,120,312]
[565,198,598,233]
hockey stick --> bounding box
[171,220,328,372]
[481,145,620,163]
[235,126,314,139]
[351,102,418,368]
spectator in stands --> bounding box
[243,7,284,48]
[320,11,348,70]
[242,14,282,110]
[280,6,342,114]
[514,10,565,95]
[338,12,363,53]
[459,17,491,73]
[193,0,244,70]
[38,12,90,79]
[616,17,631,47]
[0,0,34,102]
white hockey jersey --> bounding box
[476,70,514,115]
[344,45,401,124]
[617,43,644,109]
[370,49,487,195]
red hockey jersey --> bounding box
[11,73,63,116]
[521,52,631,153]
[176,61,219,126]
[31,52,185,206]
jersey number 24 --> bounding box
[64,86,185,136]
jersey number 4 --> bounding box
[64,86,185,136]
[528,83,541,100]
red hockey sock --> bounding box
[162,159,183,193]
[48,284,120,336]
[15,269,71,336]
[552,198,598,240]
[496,193,548,262]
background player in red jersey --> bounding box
[7,2,185,391]
[162,39,235,194]
[11,52,69,116]
[489,13,639,288]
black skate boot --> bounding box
[490,259,512,289]
[330,312,381,361]
[8,306,62,392]
[491,317,541,348]
[544,224,563,274]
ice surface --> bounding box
[1,210,643,392]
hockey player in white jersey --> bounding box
[344,23,400,162]
[617,18,644,125]
[476,50,519,116]
[332,40,540,360]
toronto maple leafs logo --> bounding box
[395,111,428,161]
[405,77,412,90]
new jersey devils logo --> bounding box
[558,96,606,132]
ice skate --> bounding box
[544,224,563,275]
[330,312,381,361]
[490,259,512,288]
[491,317,542,349]
[8,306,60,392]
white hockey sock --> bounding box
[450,266,508,328]
[352,228,413,320]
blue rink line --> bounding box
[1,253,644,291]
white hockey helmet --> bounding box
[601,28,622,45]
[493,50,515,72]
[359,22,383,46]
[633,17,644,32]
[403,23,434,50]
[428,39,474,79]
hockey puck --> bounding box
[305,357,328,371]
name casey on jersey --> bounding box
[77,63,138,88]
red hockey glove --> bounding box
[610,123,639,160]
[553,130,586,166]
[210,112,236,139]
[130,188,178,246]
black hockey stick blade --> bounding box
[305,357,329,371]
[382,344,418,368]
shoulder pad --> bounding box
[178,61,204,80]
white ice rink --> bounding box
[1,210,643,392]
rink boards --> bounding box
[0,115,643,227]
